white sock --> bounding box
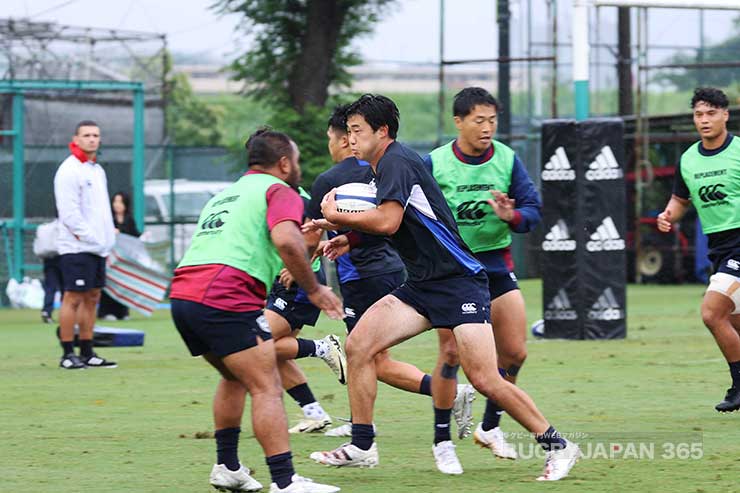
[303,402,328,420]
[314,338,330,358]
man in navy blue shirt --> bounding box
[304,105,439,436]
[309,94,580,481]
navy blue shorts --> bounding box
[713,251,740,276]
[59,253,106,292]
[265,279,321,330]
[392,272,491,329]
[340,270,406,333]
[171,299,272,357]
[487,270,520,300]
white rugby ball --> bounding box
[335,182,377,213]
[531,319,545,338]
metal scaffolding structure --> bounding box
[0,18,168,282]
[0,17,167,92]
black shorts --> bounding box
[265,279,321,330]
[713,250,740,276]
[340,270,406,333]
[171,299,272,357]
[59,253,106,292]
[487,271,520,300]
[392,272,491,329]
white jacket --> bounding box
[53,154,116,257]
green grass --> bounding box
[1,280,739,492]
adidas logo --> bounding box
[588,287,624,321]
[585,146,623,181]
[542,219,576,251]
[541,147,575,181]
[586,216,625,252]
[544,288,577,320]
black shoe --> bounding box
[60,353,86,370]
[41,311,54,324]
[715,387,740,412]
[82,353,117,368]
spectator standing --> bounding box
[54,120,117,370]
[98,191,141,320]
[33,219,62,324]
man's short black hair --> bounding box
[328,104,349,134]
[691,87,729,109]
[345,94,399,139]
[75,120,99,134]
[245,127,294,167]
[453,87,499,118]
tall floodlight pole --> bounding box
[573,0,590,120]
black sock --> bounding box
[266,451,294,489]
[215,427,241,471]
[61,341,75,356]
[351,423,375,451]
[536,426,566,452]
[481,399,504,431]
[433,407,452,444]
[79,339,94,358]
[295,339,316,359]
[286,383,316,408]
[419,374,432,396]
[729,361,740,388]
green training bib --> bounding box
[679,136,740,234]
[430,140,515,252]
[178,173,289,287]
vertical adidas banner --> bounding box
[540,118,627,339]
[580,119,627,339]
[540,120,581,339]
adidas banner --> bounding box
[581,119,627,339]
[540,118,626,340]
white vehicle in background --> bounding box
[142,179,232,265]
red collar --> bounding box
[69,141,95,163]
[452,140,494,164]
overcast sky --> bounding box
[5,0,737,65]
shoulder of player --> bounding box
[492,139,515,154]
[266,182,299,199]
[427,141,454,162]
[680,140,702,161]
[316,158,355,182]
[729,133,740,151]
[379,141,425,168]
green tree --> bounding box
[655,16,740,96]
[213,0,396,185]
[167,72,225,146]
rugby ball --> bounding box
[335,182,377,213]
[531,319,545,338]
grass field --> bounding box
[2,280,739,493]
